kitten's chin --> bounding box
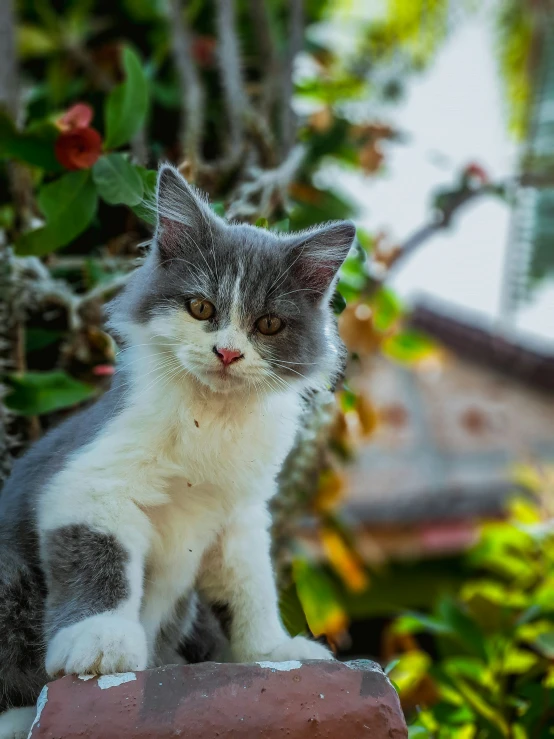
[190,367,252,395]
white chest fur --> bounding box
[38,369,303,646]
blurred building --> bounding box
[340,299,554,561]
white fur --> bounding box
[0,707,35,739]
[39,292,330,674]
[45,614,147,677]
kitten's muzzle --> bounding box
[213,346,244,366]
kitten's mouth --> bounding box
[199,364,249,390]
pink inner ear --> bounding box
[302,259,338,294]
[159,217,186,256]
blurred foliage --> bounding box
[384,469,554,736]
[495,0,534,139]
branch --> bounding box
[167,0,205,176]
[131,128,148,167]
[65,44,113,93]
[366,183,497,295]
[226,144,306,220]
[214,0,249,151]
[13,256,136,333]
[0,0,19,119]
[281,0,304,155]
[248,0,279,115]
[199,0,276,179]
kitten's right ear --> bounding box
[155,164,213,260]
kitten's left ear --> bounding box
[287,221,356,300]
[155,164,214,260]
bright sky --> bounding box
[320,9,554,350]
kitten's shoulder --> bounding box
[0,372,130,520]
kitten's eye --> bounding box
[188,298,215,320]
[256,315,283,336]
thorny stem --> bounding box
[281,0,304,155]
[167,0,205,177]
[214,0,249,152]
[248,0,280,116]
[0,0,19,119]
[226,144,306,220]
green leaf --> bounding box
[271,218,290,233]
[438,598,488,661]
[16,171,97,256]
[443,656,492,688]
[389,651,432,695]
[331,290,347,315]
[17,24,58,58]
[382,329,437,364]
[408,727,430,739]
[462,580,529,609]
[4,371,96,416]
[450,677,509,736]
[371,288,403,332]
[25,328,65,352]
[533,632,554,659]
[255,217,269,229]
[131,166,157,224]
[394,612,454,637]
[92,154,144,206]
[339,255,367,291]
[104,47,149,149]
[292,558,347,637]
[501,648,538,675]
[279,584,308,637]
[210,202,226,218]
[0,112,60,171]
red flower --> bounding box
[92,364,115,377]
[54,102,102,170]
[55,127,103,170]
[56,103,94,132]
[464,162,489,184]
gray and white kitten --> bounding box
[0,165,354,738]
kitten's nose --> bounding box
[213,346,243,365]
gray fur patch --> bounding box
[154,593,227,666]
[43,525,129,639]
[177,598,228,663]
[0,545,47,712]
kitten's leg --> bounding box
[176,596,228,664]
[154,593,227,666]
[199,504,332,663]
[42,521,149,677]
[0,707,36,739]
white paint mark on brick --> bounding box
[97,672,137,690]
[78,674,95,681]
[27,685,48,738]
[256,660,303,672]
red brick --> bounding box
[29,660,407,738]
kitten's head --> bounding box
[110,164,355,395]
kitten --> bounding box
[0,164,355,736]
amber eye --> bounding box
[188,298,215,320]
[256,315,283,336]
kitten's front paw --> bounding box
[261,635,333,663]
[46,613,147,677]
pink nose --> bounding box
[214,346,243,365]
